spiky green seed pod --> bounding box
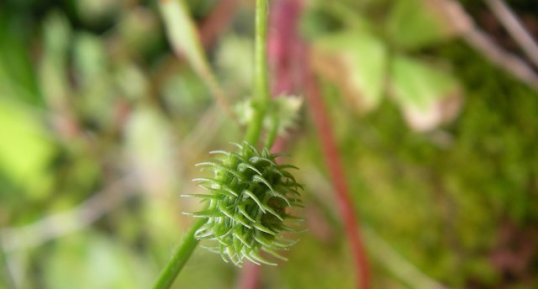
[186,142,303,266]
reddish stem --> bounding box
[200,0,239,47]
[271,0,371,287]
[303,53,371,289]
[237,1,299,287]
[240,0,370,288]
[236,261,262,289]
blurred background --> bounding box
[1,0,538,288]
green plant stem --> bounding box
[245,0,271,145]
[152,2,272,288]
[152,218,206,289]
[264,114,279,149]
[0,242,16,289]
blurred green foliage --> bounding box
[1,0,537,289]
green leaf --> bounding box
[73,32,118,126]
[39,12,71,109]
[124,106,178,195]
[75,0,120,26]
[45,234,153,289]
[117,8,161,55]
[0,100,54,198]
[159,0,209,77]
[0,12,42,106]
[386,0,455,50]
[390,55,462,131]
[216,35,254,92]
[74,33,107,87]
[313,31,388,111]
[159,0,228,114]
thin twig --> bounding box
[303,51,371,289]
[0,242,17,289]
[485,0,538,68]
[437,0,538,91]
[159,0,234,118]
[363,227,449,289]
[302,167,451,289]
[0,176,135,252]
[1,97,223,255]
[200,0,239,47]
[180,104,223,158]
[151,0,238,94]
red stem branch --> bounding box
[236,261,261,289]
[200,0,239,47]
[303,52,371,289]
[239,0,371,288]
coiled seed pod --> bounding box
[187,142,303,266]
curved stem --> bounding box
[245,0,271,145]
[152,218,206,289]
[159,0,233,117]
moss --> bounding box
[321,40,538,287]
